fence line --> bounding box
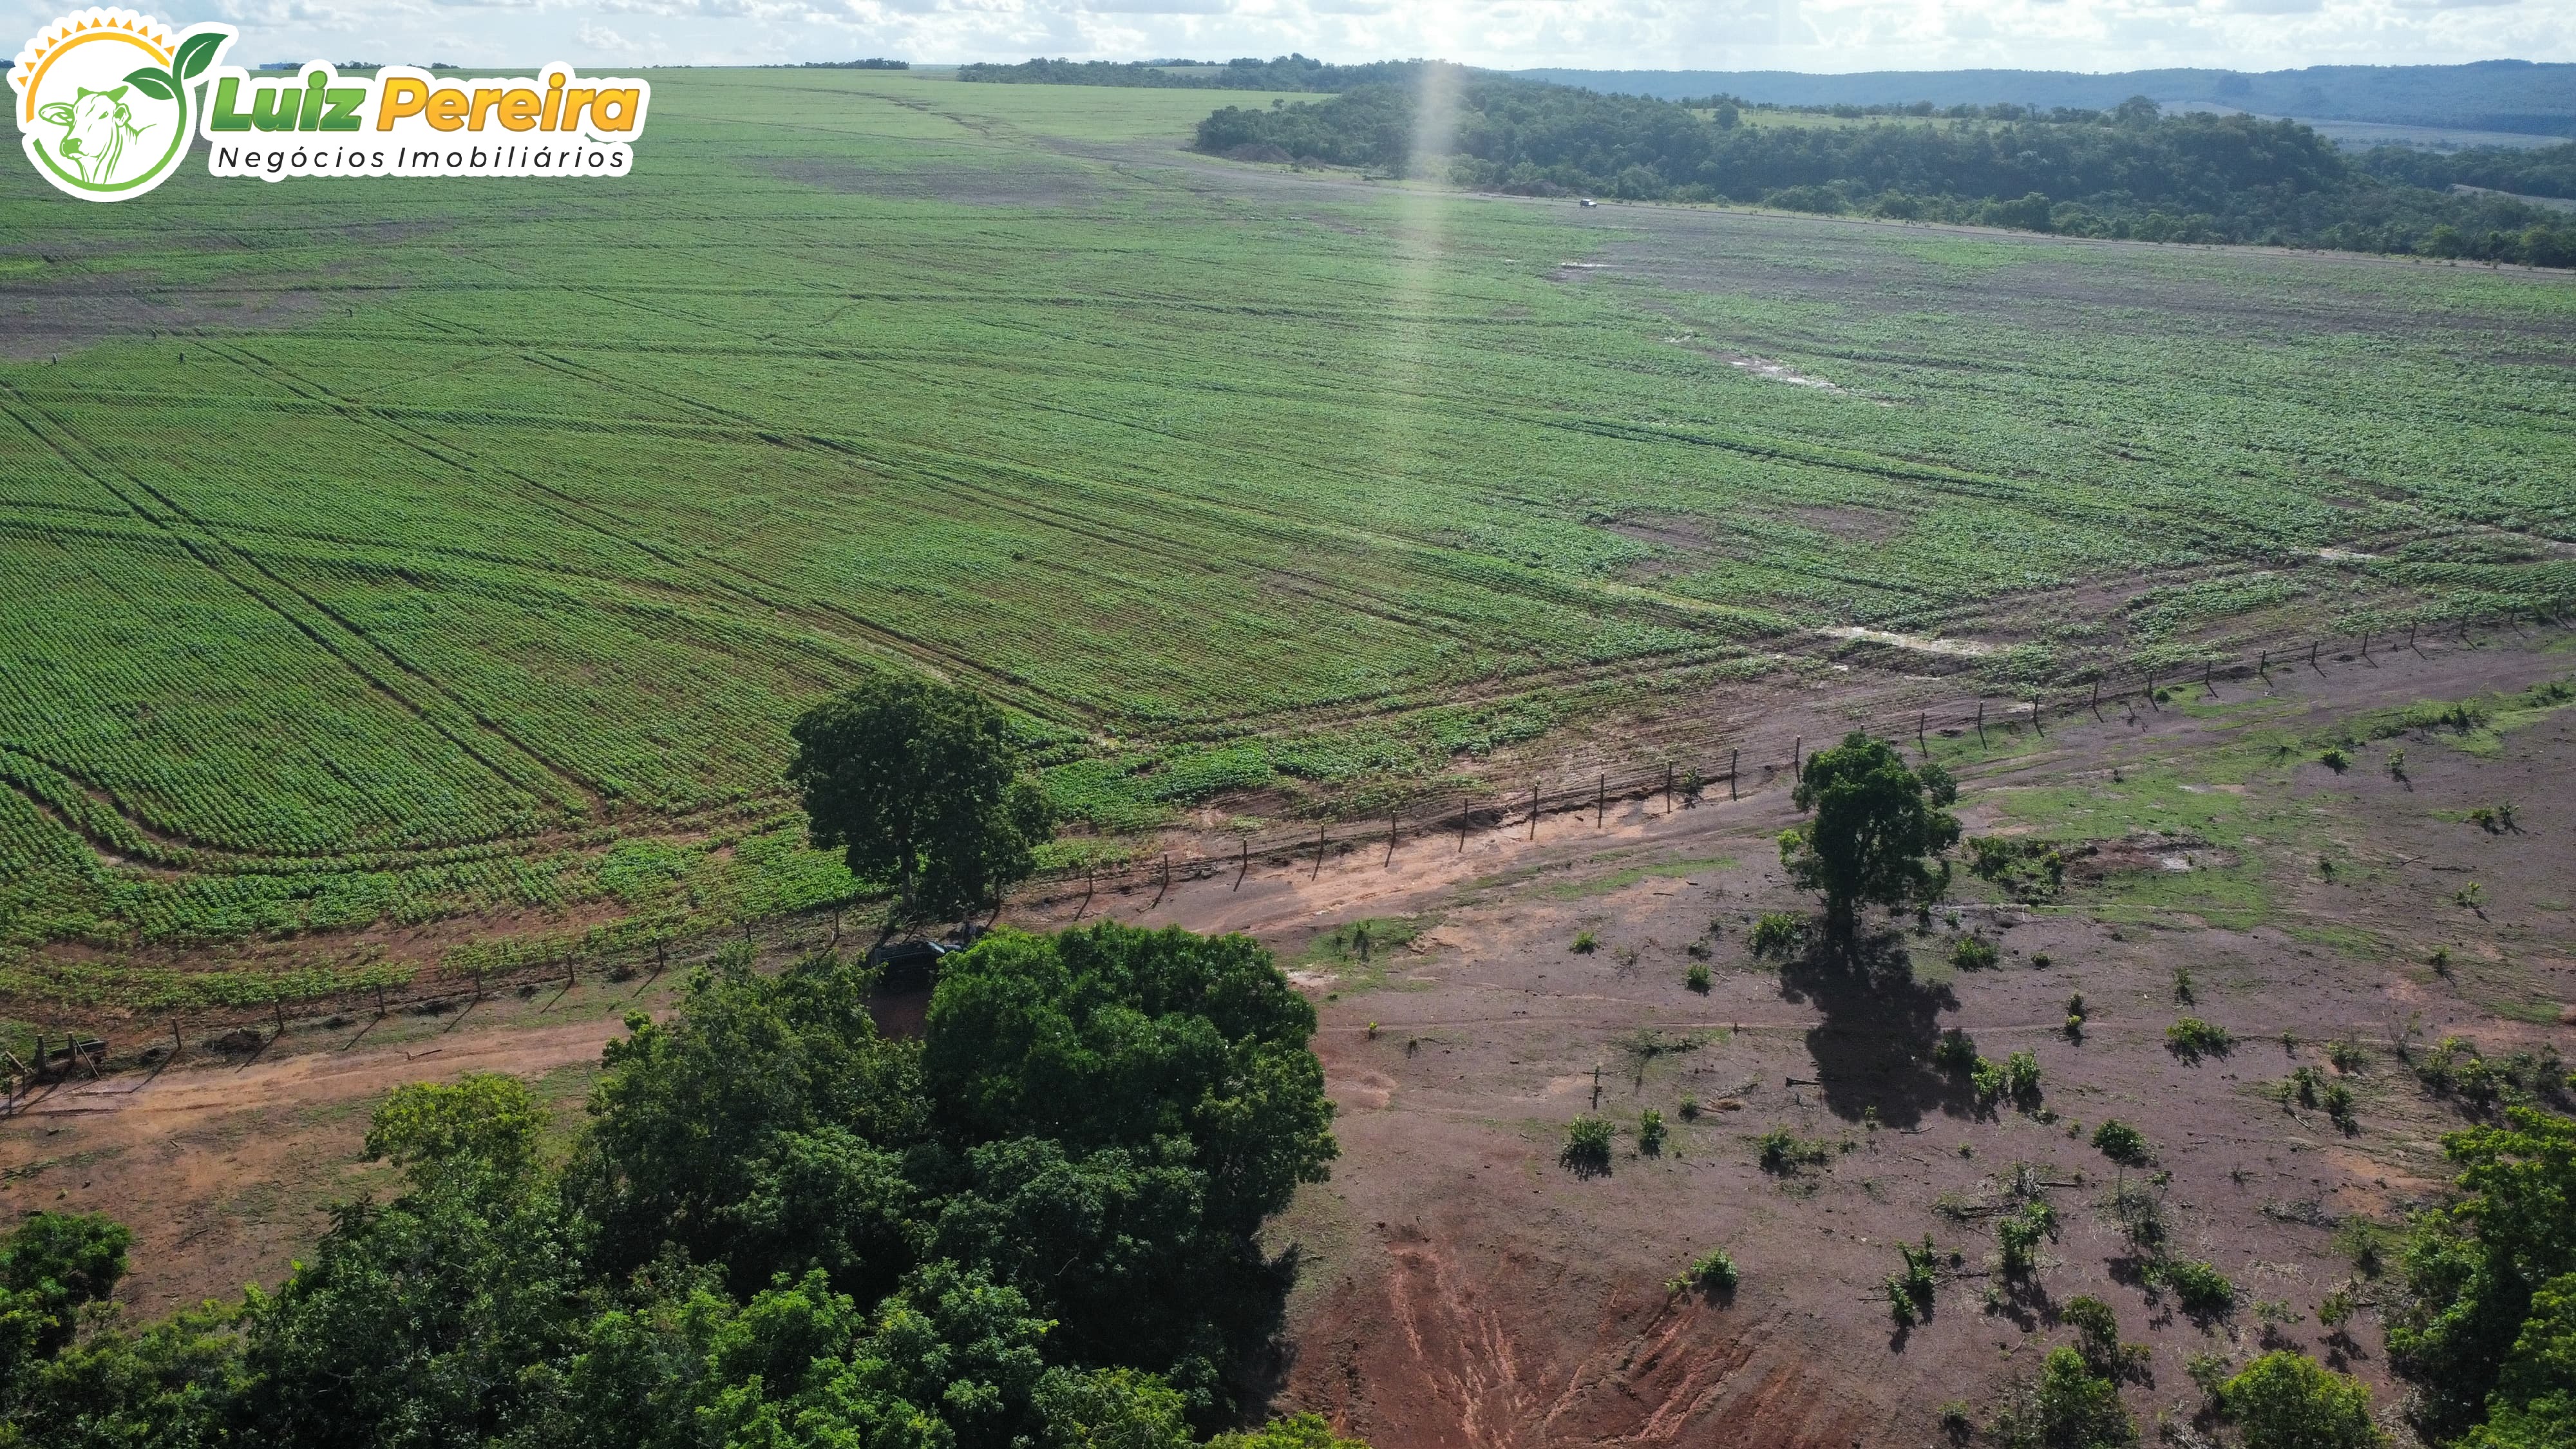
[1017,608,2559,904]
[5,606,2563,1083]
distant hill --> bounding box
[1511,62,2576,140]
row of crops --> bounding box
[0,68,2569,983]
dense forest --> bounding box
[1516,60,2576,137]
[1197,75,2576,268]
[0,925,1353,1448]
[958,55,1416,91]
[2357,141,2576,202]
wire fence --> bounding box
[1015,609,2556,905]
[5,605,2564,1089]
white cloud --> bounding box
[7,0,2566,70]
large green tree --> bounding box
[786,674,1056,940]
[0,921,1343,1444]
[1778,733,1961,940]
[2391,1107,2576,1444]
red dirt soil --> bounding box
[6,637,2572,1446]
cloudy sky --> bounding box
[8,0,2567,73]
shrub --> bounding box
[2322,1083,2356,1133]
[1676,1095,1700,1122]
[2167,1017,2233,1062]
[1684,960,1712,993]
[1987,1346,2136,1449]
[1950,935,2000,971]
[1933,1028,1980,1071]
[1997,1200,2056,1280]
[2158,1258,2236,1316]
[1747,912,1805,959]
[1669,1247,1738,1295]
[2108,1179,2166,1251]
[1756,1126,1830,1174]
[1571,930,1598,954]
[1636,1108,1665,1157]
[2320,747,2350,773]
[2001,1051,2043,1105]
[1971,1056,2007,1106]
[2091,1119,2150,1166]
[2064,1294,2148,1382]
[1560,1115,1613,1176]
[1965,837,2068,902]
[2219,1350,2384,1449]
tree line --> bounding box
[2356,142,2576,203]
[958,55,1417,92]
[1195,75,2576,269]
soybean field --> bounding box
[0,68,2571,1006]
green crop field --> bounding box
[1,68,2571,1005]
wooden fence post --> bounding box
[1728,749,1738,800]
[1793,736,1803,779]
[1236,836,1249,891]
[1312,822,1326,880]
[1528,781,1539,841]
[1975,703,1985,745]
[1457,795,1467,853]
[2031,699,2042,736]
[1596,774,1605,828]
[1664,762,1674,813]
[2089,679,2101,720]
[1385,812,1396,867]
[1918,711,1928,755]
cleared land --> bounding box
[10,635,2570,1445]
[1,69,2571,1029]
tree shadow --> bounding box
[1776,928,1967,1129]
[1229,1241,1305,1424]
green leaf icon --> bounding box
[174,32,222,82]
[122,67,177,102]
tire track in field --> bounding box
[503,323,1777,653]
[511,346,1754,732]
[500,342,1644,708]
[0,381,596,828]
[201,340,1101,728]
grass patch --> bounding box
[1542,856,1735,899]
[1294,914,1441,990]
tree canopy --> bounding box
[1196,75,2576,268]
[2391,1106,2576,1445]
[786,674,1056,937]
[0,922,1342,1447]
[1778,732,1961,939]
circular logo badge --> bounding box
[10,9,232,202]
